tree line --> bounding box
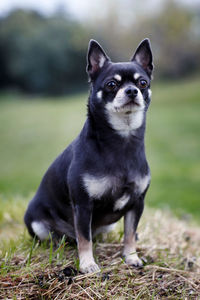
[0,1,199,95]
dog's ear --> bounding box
[131,38,153,77]
[87,39,110,79]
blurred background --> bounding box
[0,0,200,94]
[0,0,200,232]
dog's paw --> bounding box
[125,253,143,268]
[79,261,100,274]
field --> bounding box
[0,77,200,298]
[0,77,200,220]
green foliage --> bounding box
[0,1,200,95]
[0,10,88,94]
[87,0,200,79]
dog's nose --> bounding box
[125,87,138,98]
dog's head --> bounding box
[86,39,153,136]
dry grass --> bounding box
[0,208,200,299]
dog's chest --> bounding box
[82,172,150,210]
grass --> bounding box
[0,209,200,299]
[0,77,200,219]
[0,77,200,298]
[0,93,86,195]
[146,78,200,220]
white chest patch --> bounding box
[83,174,113,199]
[82,173,150,201]
[114,194,130,211]
[135,174,151,194]
[105,109,144,137]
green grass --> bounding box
[0,77,200,221]
[0,208,200,299]
[0,93,86,195]
[146,78,200,221]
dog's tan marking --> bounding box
[133,72,140,80]
[123,210,143,267]
[114,193,130,211]
[135,174,151,195]
[148,89,152,98]
[114,74,122,81]
[97,90,102,99]
[77,233,100,273]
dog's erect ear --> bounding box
[87,39,110,79]
[131,38,153,77]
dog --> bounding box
[24,38,153,274]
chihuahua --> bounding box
[24,38,153,273]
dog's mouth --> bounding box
[114,100,142,113]
[123,100,140,107]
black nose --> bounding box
[125,87,138,98]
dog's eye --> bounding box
[106,81,117,90]
[138,79,148,89]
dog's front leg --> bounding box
[123,199,144,267]
[74,204,100,273]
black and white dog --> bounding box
[24,39,153,273]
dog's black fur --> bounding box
[24,39,153,273]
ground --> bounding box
[0,208,200,299]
